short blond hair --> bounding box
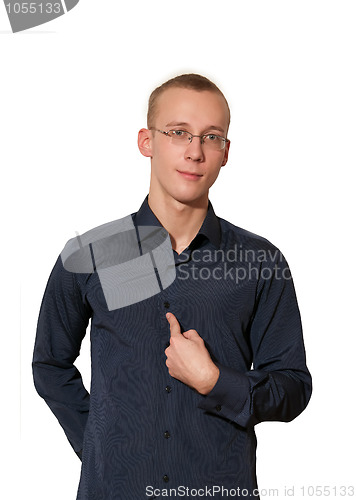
[147,73,230,129]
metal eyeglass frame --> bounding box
[150,128,229,150]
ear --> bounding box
[138,128,153,158]
[221,140,230,167]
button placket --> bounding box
[162,295,174,486]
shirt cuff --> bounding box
[198,364,250,423]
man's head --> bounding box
[138,74,231,206]
[147,74,230,131]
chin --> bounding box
[171,189,208,206]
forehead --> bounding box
[155,87,229,133]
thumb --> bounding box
[166,312,182,337]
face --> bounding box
[138,87,230,206]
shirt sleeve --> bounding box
[32,255,92,457]
[198,250,312,428]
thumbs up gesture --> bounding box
[165,312,220,395]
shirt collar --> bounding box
[133,195,221,249]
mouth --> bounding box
[177,170,203,181]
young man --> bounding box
[33,74,312,499]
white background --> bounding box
[1,1,355,498]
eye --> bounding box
[171,130,186,137]
[205,134,218,141]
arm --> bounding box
[32,255,92,458]
[199,252,312,427]
[166,252,312,428]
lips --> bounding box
[177,170,203,180]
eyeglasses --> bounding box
[150,128,229,151]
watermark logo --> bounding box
[3,0,79,32]
[61,216,176,311]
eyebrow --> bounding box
[165,122,226,134]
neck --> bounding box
[147,193,208,255]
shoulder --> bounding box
[217,217,288,269]
[219,216,276,249]
[60,213,136,274]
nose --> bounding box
[184,136,204,162]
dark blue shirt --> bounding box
[33,196,312,499]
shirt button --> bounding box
[164,301,170,308]
[163,474,169,483]
[215,404,222,412]
[164,431,171,439]
[165,385,172,393]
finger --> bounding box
[166,312,182,336]
[182,329,201,341]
